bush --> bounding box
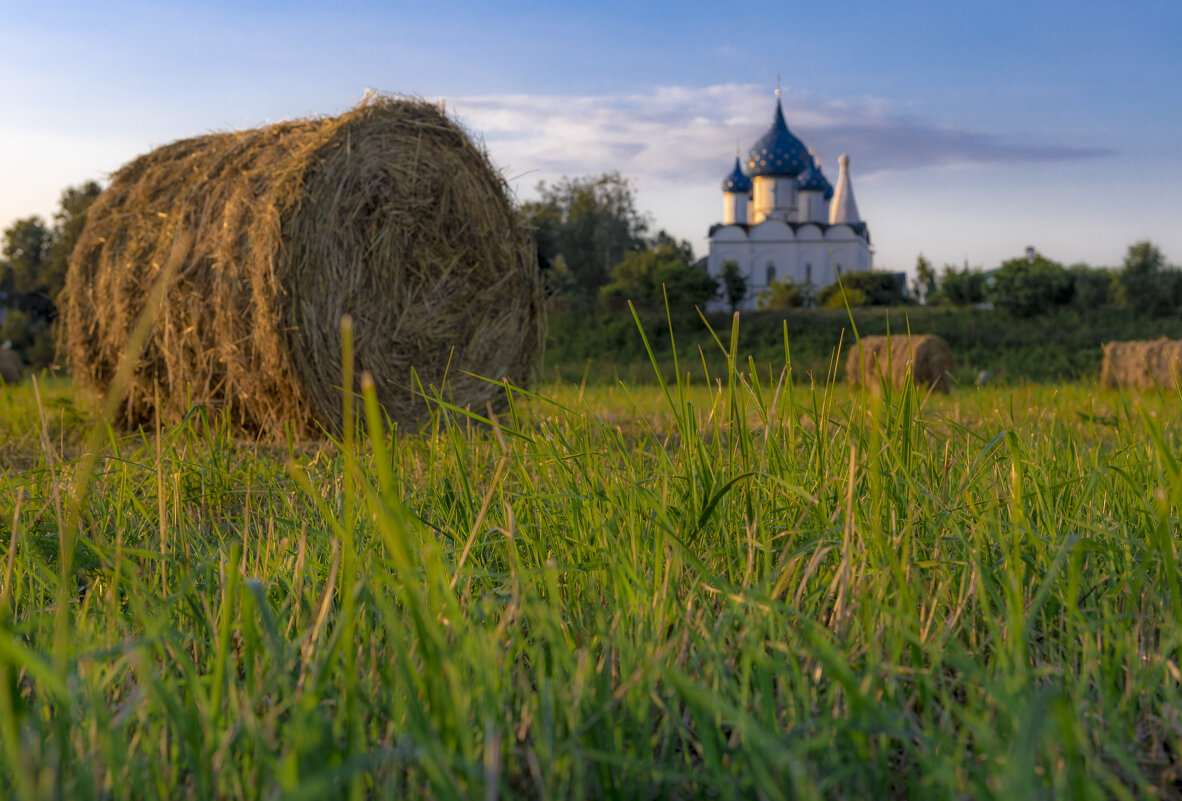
[721,260,747,312]
[817,270,908,307]
[819,286,868,308]
[757,278,805,310]
[989,254,1074,317]
[1119,241,1182,316]
[598,245,718,316]
[1069,265,1117,310]
[934,266,988,306]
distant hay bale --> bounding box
[1099,339,1182,390]
[0,349,23,385]
[62,94,544,436]
[845,334,954,392]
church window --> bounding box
[766,264,776,284]
[805,263,812,284]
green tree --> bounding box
[522,172,650,304]
[46,181,102,302]
[0,181,103,368]
[817,270,908,307]
[989,252,1074,317]
[649,229,694,266]
[1068,264,1116,310]
[818,285,868,308]
[934,265,988,306]
[912,254,937,304]
[720,260,747,312]
[756,277,804,310]
[599,245,717,316]
[1120,240,1180,316]
[1,216,52,303]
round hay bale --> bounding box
[0,348,23,385]
[62,94,544,436]
[845,334,954,392]
[1099,338,1182,390]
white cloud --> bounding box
[448,83,1113,193]
[443,84,1119,264]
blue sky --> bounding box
[3,0,1180,274]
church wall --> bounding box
[751,178,773,223]
[751,248,787,299]
[706,221,872,310]
[773,178,797,219]
[752,176,797,223]
[748,219,794,243]
[723,192,749,225]
[798,245,833,286]
[710,175,870,306]
[795,224,823,243]
[799,191,827,223]
[712,225,748,242]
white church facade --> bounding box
[705,93,872,309]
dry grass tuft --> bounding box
[61,93,544,436]
[846,334,954,393]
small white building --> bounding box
[706,92,872,309]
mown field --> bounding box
[2,330,1181,799]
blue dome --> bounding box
[721,155,752,193]
[746,97,810,178]
[797,156,832,196]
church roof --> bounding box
[721,155,752,193]
[829,154,861,224]
[797,153,833,196]
[746,97,810,178]
[708,219,869,240]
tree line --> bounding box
[1,182,102,368]
[910,244,1180,317]
[3,170,1178,372]
[523,172,1182,321]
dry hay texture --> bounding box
[845,334,954,392]
[1099,339,1182,390]
[62,94,544,436]
[0,349,23,385]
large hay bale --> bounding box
[1099,338,1182,389]
[62,94,543,436]
[845,334,954,392]
[0,349,23,385]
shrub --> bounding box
[819,285,868,308]
[1119,241,1182,317]
[1069,265,1117,310]
[935,266,988,306]
[757,278,805,310]
[818,270,908,306]
[989,253,1074,317]
[599,246,718,316]
[720,260,747,312]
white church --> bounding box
[705,91,872,309]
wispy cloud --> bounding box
[448,83,1114,191]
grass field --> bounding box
[2,325,1181,799]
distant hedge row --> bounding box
[544,305,1182,386]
